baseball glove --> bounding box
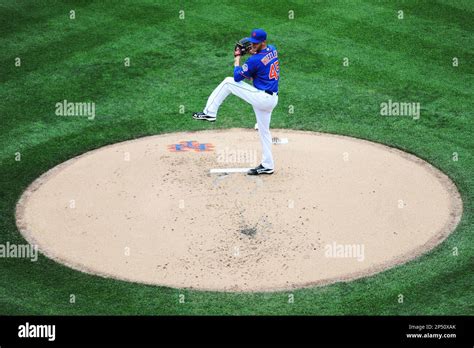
[235,38,252,56]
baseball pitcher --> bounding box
[193,29,280,175]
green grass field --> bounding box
[0,0,472,315]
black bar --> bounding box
[0,316,472,345]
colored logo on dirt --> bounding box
[167,140,215,152]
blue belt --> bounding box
[264,90,278,96]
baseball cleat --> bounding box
[192,112,216,122]
[247,164,274,175]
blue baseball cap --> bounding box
[247,29,267,43]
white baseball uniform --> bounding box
[203,78,278,169]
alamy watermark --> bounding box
[324,241,365,262]
[55,99,95,120]
[0,242,38,261]
[18,322,55,341]
[216,147,257,164]
[380,99,420,120]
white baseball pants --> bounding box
[203,77,278,169]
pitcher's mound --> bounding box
[16,129,462,292]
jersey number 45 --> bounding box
[269,61,280,80]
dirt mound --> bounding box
[16,129,462,292]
